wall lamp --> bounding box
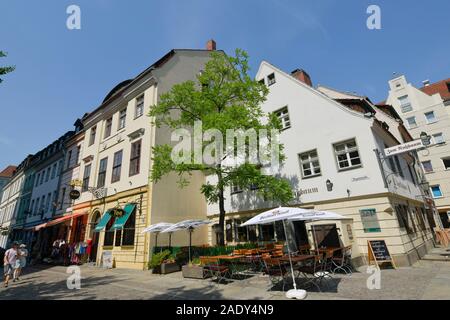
[326,179,333,192]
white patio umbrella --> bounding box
[141,222,174,250]
[161,219,210,263]
[241,207,346,300]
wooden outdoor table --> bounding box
[280,255,315,263]
[317,247,344,256]
[214,255,245,260]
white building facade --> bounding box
[206,62,435,267]
[385,75,450,228]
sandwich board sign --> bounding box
[102,251,113,269]
[368,240,396,269]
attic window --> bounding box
[446,82,450,92]
[267,73,276,86]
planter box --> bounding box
[153,262,181,274]
[182,265,211,279]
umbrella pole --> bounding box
[312,224,318,251]
[189,228,193,264]
[169,233,172,250]
[282,220,298,291]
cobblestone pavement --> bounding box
[1,260,449,300]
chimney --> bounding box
[291,69,312,87]
[422,79,430,87]
[206,39,216,51]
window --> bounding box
[234,219,248,243]
[66,150,72,169]
[443,158,450,170]
[29,200,34,216]
[45,167,51,182]
[406,116,417,129]
[267,73,276,86]
[35,198,40,216]
[394,156,404,178]
[51,163,57,179]
[40,195,45,214]
[97,158,108,188]
[430,185,443,198]
[129,140,142,176]
[103,216,115,246]
[259,223,275,241]
[46,193,51,212]
[82,164,91,192]
[121,206,136,246]
[135,95,144,119]
[231,183,243,194]
[446,82,450,92]
[333,139,361,170]
[226,220,233,242]
[118,108,127,130]
[299,150,321,178]
[104,117,112,139]
[433,133,445,144]
[75,145,81,164]
[398,95,412,113]
[258,79,265,86]
[422,161,433,173]
[60,187,66,209]
[35,173,40,187]
[274,106,291,130]
[424,111,437,123]
[111,150,123,183]
[89,126,97,146]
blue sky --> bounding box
[1,0,449,169]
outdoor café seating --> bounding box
[200,256,230,284]
[263,257,290,291]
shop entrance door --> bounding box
[90,212,101,262]
[292,221,309,246]
[311,224,341,248]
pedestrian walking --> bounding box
[3,241,19,288]
[14,244,28,281]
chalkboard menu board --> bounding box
[368,240,396,268]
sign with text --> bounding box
[360,209,381,233]
[384,140,424,157]
[102,251,113,269]
[368,240,396,268]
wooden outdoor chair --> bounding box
[263,257,289,291]
[298,244,311,255]
[295,253,328,292]
[200,256,230,284]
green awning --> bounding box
[94,211,113,232]
[111,204,136,231]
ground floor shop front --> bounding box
[207,193,437,267]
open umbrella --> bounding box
[241,207,346,300]
[141,222,174,250]
[161,219,210,263]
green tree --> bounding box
[149,49,293,246]
[0,51,15,83]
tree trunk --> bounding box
[217,171,226,246]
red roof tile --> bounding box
[420,78,450,102]
[0,165,16,178]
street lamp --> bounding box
[420,132,432,146]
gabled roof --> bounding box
[256,61,369,120]
[316,85,376,115]
[420,78,450,102]
[0,165,17,178]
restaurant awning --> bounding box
[33,211,88,231]
[111,204,136,231]
[94,210,113,232]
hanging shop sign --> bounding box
[367,240,396,269]
[69,189,81,200]
[384,140,424,157]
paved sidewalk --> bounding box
[1,260,449,300]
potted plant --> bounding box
[149,250,181,274]
[182,257,210,279]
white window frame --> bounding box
[432,132,445,145]
[398,95,412,113]
[267,73,276,86]
[430,185,443,199]
[421,160,433,173]
[135,95,144,119]
[299,150,321,178]
[333,139,362,171]
[406,116,417,129]
[118,108,127,130]
[274,106,291,130]
[424,111,437,124]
